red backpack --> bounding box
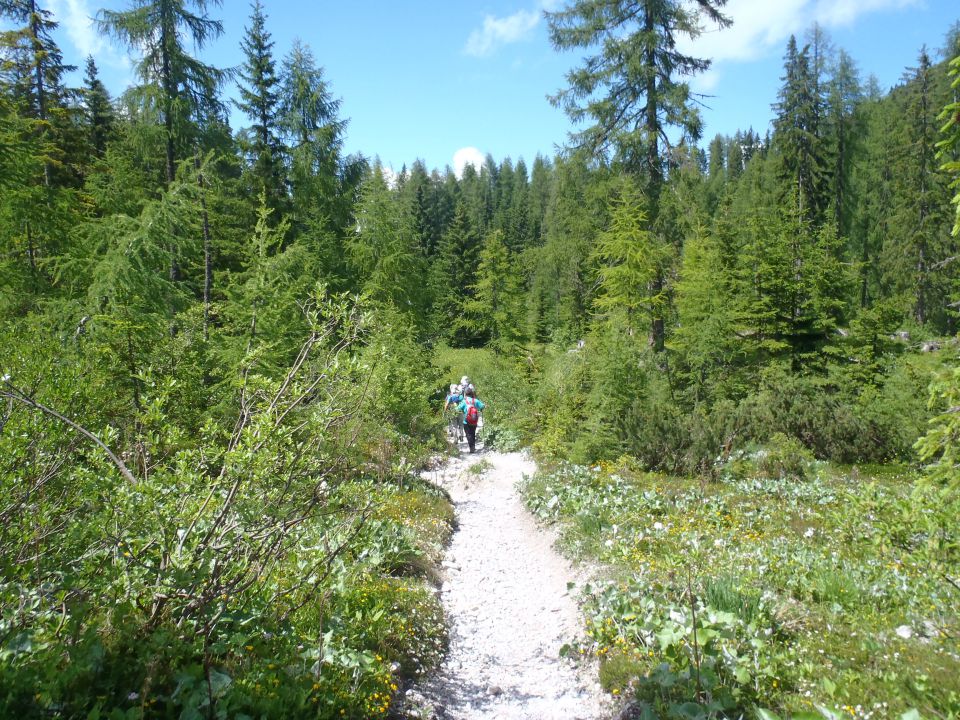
[464,398,479,426]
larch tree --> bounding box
[546,0,731,351]
[825,49,862,235]
[98,0,227,189]
[591,175,667,336]
[850,78,893,309]
[97,0,228,291]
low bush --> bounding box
[522,339,950,474]
[0,297,454,719]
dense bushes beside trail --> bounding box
[0,296,453,719]
[492,338,949,474]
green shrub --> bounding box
[0,296,454,719]
[755,433,815,480]
[485,426,523,451]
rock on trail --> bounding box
[410,450,609,720]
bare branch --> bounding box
[1,381,138,485]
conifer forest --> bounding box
[1,0,959,718]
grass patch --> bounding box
[466,458,493,475]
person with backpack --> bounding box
[457,387,485,453]
[443,383,464,441]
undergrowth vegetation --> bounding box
[0,296,454,719]
[522,454,959,719]
[521,341,944,474]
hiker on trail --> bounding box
[443,383,464,441]
[458,387,485,453]
[460,375,475,397]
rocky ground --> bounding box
[405,448,610,720]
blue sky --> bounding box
[44,0,960,175]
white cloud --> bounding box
[680,0,920,91]
[453,147,485,178]
[464,8,541,57]
[694,68,721,93]
[380,164,400,189]
[48,0,130,71]
[48,0,102,58]
[812,0,918,28]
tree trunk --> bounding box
[196,154,213,341]
[642,1,665,353]
[29,0,50,188]
[160,2,179,283]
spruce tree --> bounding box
[430,199,479,344]
[526,155,553,248]
[82,56,114,158]
[279,40,353,238]
[236,0,285,215]
[773,35,828,222]
[507,158,531,254]
[671,216,739,402]
[0,1,82,284]
[531,154,606,342]
[940,51,960,238]
[349,164,426,322]
[0,1,74,157]
[886,49,953,328]
[462,229,524,351]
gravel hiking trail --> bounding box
[409,449,609,720]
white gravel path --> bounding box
[411,449,610,720]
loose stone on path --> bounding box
[411,451,609,720]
